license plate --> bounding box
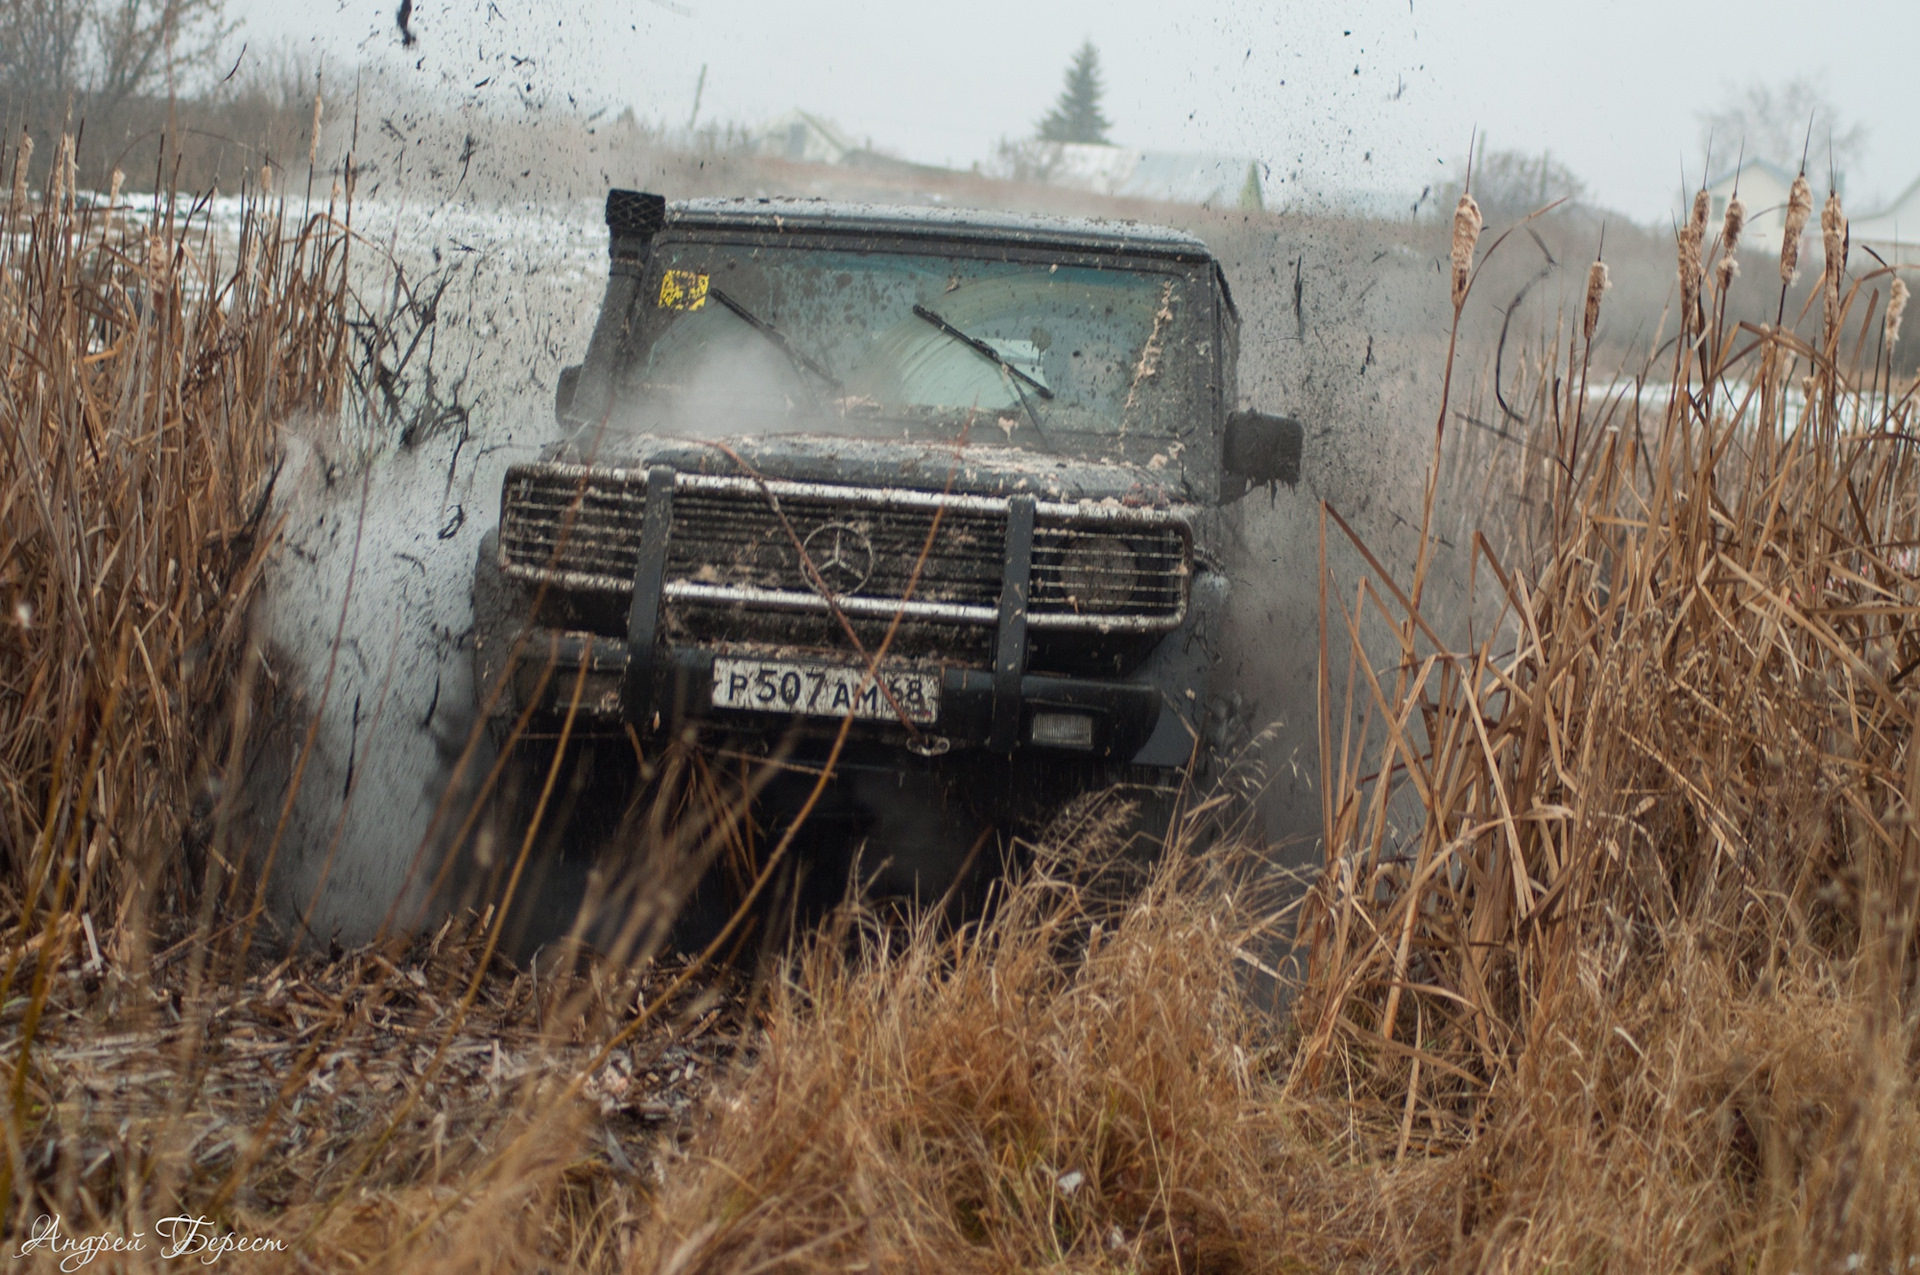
[709,657,940,724]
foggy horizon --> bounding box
[233,0,1920,225]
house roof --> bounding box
[1115,152,1259,207]
[664,197,1217,262]
[751,109,855,156]
[1853,174,1920,244]
[1043,142,1262,209]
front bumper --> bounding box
[494,630,1168,761]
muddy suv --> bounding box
[472,190,1299,898]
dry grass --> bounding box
[1294,189,1920,1267]
[0,136,350,939]
[3,150,1919,1272]
[631,797,1296,1274]
[0,148,749,1270]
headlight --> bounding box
[1053,533,1139,612]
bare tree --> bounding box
[1440,147,1589,221]
[0,0,90,110]
[1,0,230,128]
[1698,77,1865,188]
[990,136,1063,184]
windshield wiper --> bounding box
[910,305,1054,399]
[910,303,1053,447]
[709,285,843,395]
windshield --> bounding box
[602,237,1212,445]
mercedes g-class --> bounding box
[472,189,1299,905]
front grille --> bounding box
[498,463,1191,634]
[667,489,1006,608]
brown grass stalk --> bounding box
[1,138,351,1229]
[5,141,1919,1272]
[1296,174,1920,1267]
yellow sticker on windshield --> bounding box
[658,270,709,311]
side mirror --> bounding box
[1223,409,1303,496]
[555,364,582,421]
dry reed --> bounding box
[4,139,1919,1274]
[1783,171,1813,285]
[623,183,1920,1272]
[1,138,353,1235]
[1296,178,1920,1267]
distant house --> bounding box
[1703,158,1801,259]
[750,110,857,166]
[1043,142,1266,210]
[1704,160,1920,267]
[1852,177,1920,266]
[747,109,952,179]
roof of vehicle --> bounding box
[665,197,1217,263]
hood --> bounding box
[546,432,1197,507]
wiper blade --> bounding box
[910,304,1054,399]
[709,285,843,392]
[910,304,1053,449]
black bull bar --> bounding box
[501,462,1174,760]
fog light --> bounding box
[1030,711,1095,750]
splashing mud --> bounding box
[248,120,1558,946]
[246,198,606,946]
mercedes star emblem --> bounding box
[801,521,875,595]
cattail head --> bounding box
[1678,195,1707,333]
[103,168,124,235]
[1583,260,1610,343]
[1888,277,1909,351]
[9,133,32,218]
[1821,191,1847,337]
[49,133,72,208]
[1721,195,1745,256]
[1821,191,1847,267]
[261,164,272,195]
[309,91,324,169]
[1450,192,1482,310]
[1716,253,1739,291]
[1781,173,1813,284]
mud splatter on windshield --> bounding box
[601,239,1209,447]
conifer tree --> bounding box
[1238,161,1264,211]
[1037,42,1111,145]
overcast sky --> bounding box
[235,0,1919,222]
